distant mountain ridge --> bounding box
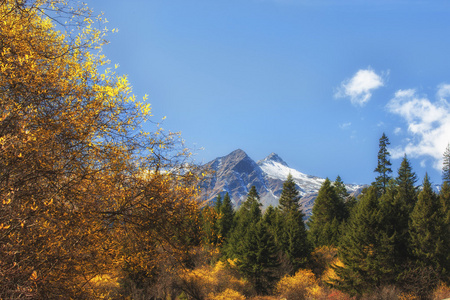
[200,149,365,217]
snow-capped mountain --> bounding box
[200,149,364,217]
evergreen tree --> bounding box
[263,205,278,228]
[201,205,221,246]
[374,133,393,195]
[396,155,418,212]
[214,193,223,213]
[409,174,448,278]
[308,178,343,247]
[439,181,450,281]
[377,178,410,272]
[333,175,354,221]
[440,147,450,274]
[237,220,279,295]
[276,175,310,270]
[242,185,261,211]
[278,173,301,212]
[377,155,418,265]
[443,144,450,184]
[225,186,262,259]
[332,186,397,296]
[334,175,349,202]
[279,210,310,270]
[218,192,234,241]
[441,182,450,225]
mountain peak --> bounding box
[258,152,288,167]
[228,148,248,158]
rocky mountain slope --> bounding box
[200,149,364,217]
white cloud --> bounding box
[335,68,385,106]
[386,86,450,170]
[394,127,402,135]
[339,122,352,129]
[437,83,450,100]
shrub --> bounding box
[208,288,246,300]
[360,285,404,300]
[178,258,252,299]
[311,246,338,277]
[432,282,450,300]
[275,269,324,300]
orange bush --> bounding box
[208,288,246,300]
[276,269,325,300]
[432,282,450,300]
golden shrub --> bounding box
[208,288,246,300]
[276,269,324,300]
[321,257,344,284]
[432,282,450,300]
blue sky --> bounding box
[86,0,450,185]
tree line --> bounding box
[201,133,450,298]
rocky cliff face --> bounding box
[200,149,364,217]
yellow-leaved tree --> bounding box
[0,0,202,298]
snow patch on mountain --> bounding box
[200,149,366,217]
[258,153,326,195]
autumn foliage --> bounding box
[0,0,202,298]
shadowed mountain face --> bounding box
[200,149,364,217]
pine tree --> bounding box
[443,144,450,184]
[201,205,221,246]
[237,220,279,295]
[334,175,349,202]
[276,175,310,270]
[374,133,393,195]
[333,175,354,221]
[214,193,223,213]
[377,178,411,272]
[242,185,262,211]
[332,186,397,296]
[308,178,343,247]
[439,181,450,282]
[441,182,450,225]
[218,192,234,241]
[278,173,301,212]
[409,174,448,277]
[225,186,262,259]
[377,155,418,265]
[396,155,418,212]
[440,147,450,274]
[280,210,310,270]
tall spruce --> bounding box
[332,186,397,296]
[276,174,310,270]
[201,205,221,246]
[333,175,354,220]
[241,185,262,212]
[396,155,418,212]
[443,143,450,184]
[214,193,223,213]
[374,133,393,195]
[278,173,301,212]
[409,174,448,278]
[218,192,234,241]
[439,182,450,282]
[225,186,262,259]
[237,220,279,295]
[376,156,417,269]
[440,146,450,259]
[308,178,343,247]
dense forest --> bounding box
[1,1,449,299]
